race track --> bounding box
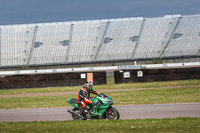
[0,103,200,122]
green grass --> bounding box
[0,87,199,109]
[0,79,200,95]
[0,118,199,133]
[107,77,115,85]
[112,87,200,105]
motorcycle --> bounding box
[67,93,120,120]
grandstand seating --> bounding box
[67,20,101,63]
[133,16,180,59]
[161,15,200,58]
[95,18,143,61]
[29,22,71,65]
[0,14,200,67]
[0,25,35,67]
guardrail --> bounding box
[0,62,200,76]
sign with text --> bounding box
[137,71,143,77]
[123,71,130,78]
[80,73,86,79]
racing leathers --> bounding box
[77,86,100,112]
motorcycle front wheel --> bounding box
[71,108,87,120]
[105,108,120,120]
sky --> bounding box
[0,0,200,25]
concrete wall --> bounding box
[114,67,200,83]
[0,72,106,89]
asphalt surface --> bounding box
[0,103,200,122]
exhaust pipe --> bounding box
[68,110,84,119]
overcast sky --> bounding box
[0,0,200,25]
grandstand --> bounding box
[0,14,200,68]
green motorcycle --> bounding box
[67,93,120,120]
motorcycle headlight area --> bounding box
[106,101,113,105]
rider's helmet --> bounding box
[85,81,93,90]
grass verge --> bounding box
[0,118,199,133]
[0,79,200,95]
[0,87,199,109]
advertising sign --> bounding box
[138,71,143,77]
[80,73,86,78]
[123,71,130,78]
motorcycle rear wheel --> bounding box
[71,108,87,120]
[106,108,120,120]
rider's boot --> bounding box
[81,105,90,118]
[81,109,88,117]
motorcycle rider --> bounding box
[77,81,101,117]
